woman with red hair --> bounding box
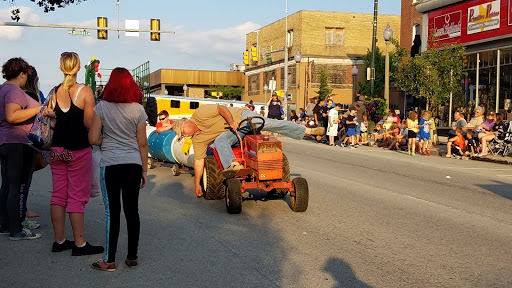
[89,67,148,272]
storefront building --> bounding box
[417,0,512,116]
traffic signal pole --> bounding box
[0,21,175,35]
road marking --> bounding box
[497,175,512,177]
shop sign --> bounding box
[434,11,461,40]
[509,0,512,25]
[467,0,500,34]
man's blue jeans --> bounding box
[214,110,306,169]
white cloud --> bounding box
[162,21,261,64]
[0,6,40,40]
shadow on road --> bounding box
[477,180,512,200]
[324,257,373,288]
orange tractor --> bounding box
[201,116,309,214]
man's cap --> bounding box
[272,92,277,96]
[358,96,365,101]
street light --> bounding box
[383,23,393,111]
[264,83,269,102]
[294,51,302,109]
[183,84,188,97]
[352,65,358,102]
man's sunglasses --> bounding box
[159,117,166,121]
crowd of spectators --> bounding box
[266,93,508,159]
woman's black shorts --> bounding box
[267,114,282,120]
[408,130,417,139]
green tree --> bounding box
[315,68,332,101]
[391,37,465,111]
[358,45,401,98]
[206,85,244,101]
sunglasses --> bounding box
[159,117,166,121]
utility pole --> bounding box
[370,0,379,98]
[283,0,289,120]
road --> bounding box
[2,138,512,288]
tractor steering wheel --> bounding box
[238,116,265,134]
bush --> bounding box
[364,97,387,121]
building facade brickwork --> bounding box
[243,10,401,110]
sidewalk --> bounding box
[431,136,512,165]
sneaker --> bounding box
[92,260,116,272]
[350,145,355,149]
[411,152,416,156]
[427,150,431,156]
[125,258,138,268]
[22,218,40,229]
[221,162,243,178]
[52,239,75,252]
[72,242,104,256]
[408,151,411,155]
[0,226,9,235]
[9,228,41,241]
[339,143,345,148]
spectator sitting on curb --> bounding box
[385,120,408,150]
[448,112,467,139]
[462,107,484,132]
[445,127,466,159]
[465,130,478,157]
[371,123,386,145]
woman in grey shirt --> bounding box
[89,67,148,272]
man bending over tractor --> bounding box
[179,104,323,197]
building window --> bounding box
[248,74,260,96]
[287,29,294,47]
[412,24,420,42]
[325,27,344,45]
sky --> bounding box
[0,0,400,94]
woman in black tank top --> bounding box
[49,52,104,257]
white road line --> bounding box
[497,175,512,177]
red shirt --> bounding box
[156,120,174,134]
[453,134,466,150]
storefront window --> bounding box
[479,50,497,113]
[500,48,512,113]
[462,53,478,105]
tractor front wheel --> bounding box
[225,178,242,214]
[290,177,309,212]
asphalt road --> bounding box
[2,138,512,288]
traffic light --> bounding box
[94,61,100,73]
[97,17,108,40]
[251,47,258,62]
[150,19,160,41]
[243,50,249,65]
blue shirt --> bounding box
[419,118,431,139]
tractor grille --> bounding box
[258,160,282,170]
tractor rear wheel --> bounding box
[269,154,289,198]
[203,155,225,200]
[290,177,309,212]
[225,178,242,214]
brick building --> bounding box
[242,10,401,111]
[401,0,423,50]
[413,0,512,118]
